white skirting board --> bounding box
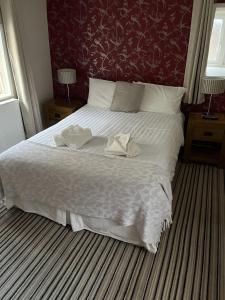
[0,99,25,153]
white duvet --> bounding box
[30,105,184,180]
[0,105,184,252]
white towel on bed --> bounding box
[104,133,140,157]
[54,125,92,149]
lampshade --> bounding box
[57,68,76,84]
[201,77,225,95]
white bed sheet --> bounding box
[1,105,184,251]
[30,105,184,180]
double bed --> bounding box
[0,104,184,252]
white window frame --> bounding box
[206,4,225,77]
[0,15,16,102]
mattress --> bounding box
[1,105,184,251]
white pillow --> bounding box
[135,82,186,114]
[87,78,116,108]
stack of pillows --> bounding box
[87,78,186,114]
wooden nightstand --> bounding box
[44,98,86,128]
[184,113,225,167]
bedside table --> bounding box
[184,113,225,167]
[44,98,86,128]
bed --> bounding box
[0,103,184,252]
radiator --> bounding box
[0,99,25,153]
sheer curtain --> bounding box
[183,0,215,104]
[0,0,42,137]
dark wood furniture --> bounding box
[184,113,225,167]
[44,98,86,128]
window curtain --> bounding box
[0,0,42,137]
[183,0,215,104]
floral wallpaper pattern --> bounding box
[47,0,193,99]
[47,0,225,112]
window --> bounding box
[206,5,225,77]
[0,20,15,101]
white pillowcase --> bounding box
[87,78,116,108]
[135,82,186,114]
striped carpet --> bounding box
[0,163,224,300]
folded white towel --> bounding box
[104,133,140,157]
[54,125,92,149]
[54,134,65,147]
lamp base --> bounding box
[201,112,218,120]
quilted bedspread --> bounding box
[0,140,172,252]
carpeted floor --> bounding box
[0,162,224,300]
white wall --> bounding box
[0,99,25,153]
[14,0,53,118]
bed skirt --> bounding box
[5,198,152,250]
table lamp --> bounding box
[201,76,225,120]
[57,68,76,103]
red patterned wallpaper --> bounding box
[47,0,193,99]
[47,0,225,112]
